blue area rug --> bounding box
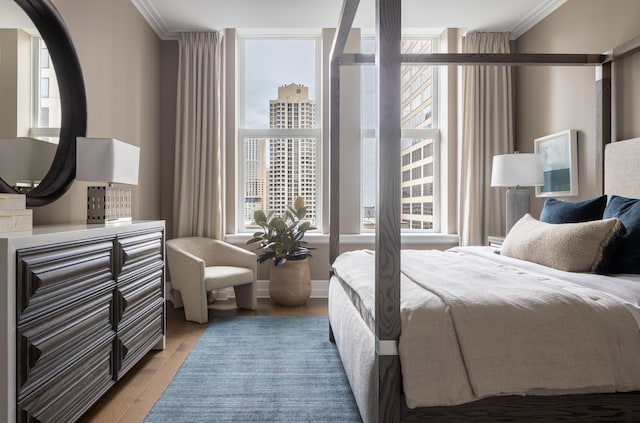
[144,316,361,422]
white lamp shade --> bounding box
[0,138,57,184]
[491,153,543,187]
[76,137,140,185]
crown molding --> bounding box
[129,0,176,40]
[510,0,567,39]
[131,0,567,42]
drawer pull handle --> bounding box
[29,344,42,370]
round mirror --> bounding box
[0,0,86,207]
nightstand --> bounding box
[488,236,505,248]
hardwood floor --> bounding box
[80,298,329,423]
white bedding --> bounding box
[457,246,640,326]
[331,247,640,409]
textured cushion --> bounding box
[539,195,607,224]
[603,195,640,274]
[205,266,254,290]
[502,214,621,273]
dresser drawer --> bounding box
[116,264,163,327]
[115,299,164,379]
[116,229,164,280]
[17,288,115,399]
[16,237,115,323]
[17,339,114,423]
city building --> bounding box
[243,83,317,227]
[244,137,267,222]
[400,39,435,230]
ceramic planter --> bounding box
[269,258,311,306]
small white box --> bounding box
[0,209,32,233]
[0,194,27,210]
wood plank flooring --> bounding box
[79,298,328,423]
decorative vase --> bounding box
[269,259,311,306]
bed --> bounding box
[327,1,640,421]
[330,138,640,422]
[330,217,640,421]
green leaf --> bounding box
[274,219,286,231]
[258,251,276,263]
[298,221,310,232]
[254,210,267,223]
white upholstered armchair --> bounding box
[166,237,257,324]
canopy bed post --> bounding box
[595,61,611,194]
[374,0,402,421]
[329,58,341,265]
[329,0,360,264]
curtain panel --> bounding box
[459,32,513,246]
[173,32,224,239]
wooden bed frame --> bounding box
[327,0,640,421]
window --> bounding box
[40,44,50,68]
[31,37,60,143]
[238,36,321,232]
[39,107,49,127]
[361,36,440,232]
[40,77,50,98]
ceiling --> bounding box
[130,0,567,40]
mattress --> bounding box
[330,246,640,408]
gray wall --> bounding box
[515,0,640,218]
[33,0,164,224]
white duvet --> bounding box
[331,247,640,408]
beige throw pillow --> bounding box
[501,214,621,273]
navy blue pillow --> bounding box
[603,195,640,274]
[539,195,607,224]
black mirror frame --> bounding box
[0,0,87,207]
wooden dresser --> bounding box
[0,221,165,422]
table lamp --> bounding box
[0,137,57,191]
[76,137,140,223]
[491,152,543,234]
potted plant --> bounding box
[247,197,315,306]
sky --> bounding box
[243,38,317,128]
[241,37,382,209]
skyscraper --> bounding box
[244,138,267,222]
[400,39,435,230]
[267,83,316,221]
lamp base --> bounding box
[505,188,530,234]
[87,186,132,223]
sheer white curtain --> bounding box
[173,32,224,239]
[459,32,513,246]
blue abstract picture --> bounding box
[535,129,578,197]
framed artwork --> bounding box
[534,129,578,197]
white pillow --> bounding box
[501,214,621,273]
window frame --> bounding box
[360,35,441,233]
[30,35,59,141]
[236,33,322,233]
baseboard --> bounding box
[165,280,329,300]
[255,279,328,299]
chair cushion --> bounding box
[205,266,254,290]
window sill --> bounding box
[225,232,459,246]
